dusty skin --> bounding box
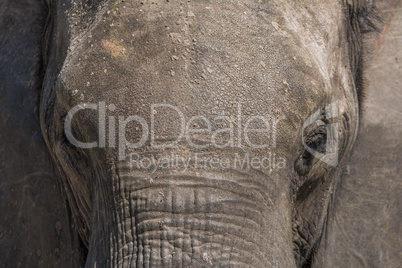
[0,0,401,267]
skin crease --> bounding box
[37,0,365,267]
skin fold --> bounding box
[2,0,399,267]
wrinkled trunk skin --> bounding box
[39,0,360,267]
[86,166,295,267]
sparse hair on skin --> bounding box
[345,0,386,113]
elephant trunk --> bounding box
[85,161,296,267]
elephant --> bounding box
[1,0,401,267]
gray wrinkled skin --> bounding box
[41,1,360,267]
[0,0,400,267]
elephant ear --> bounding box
[0,1,85,267]
[314,1,402,267]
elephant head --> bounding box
[34,0,382,267]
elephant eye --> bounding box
[304,124,327,153]
[294,121,327,176]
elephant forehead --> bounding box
[59,1,330,120]
[53,0,348,162]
